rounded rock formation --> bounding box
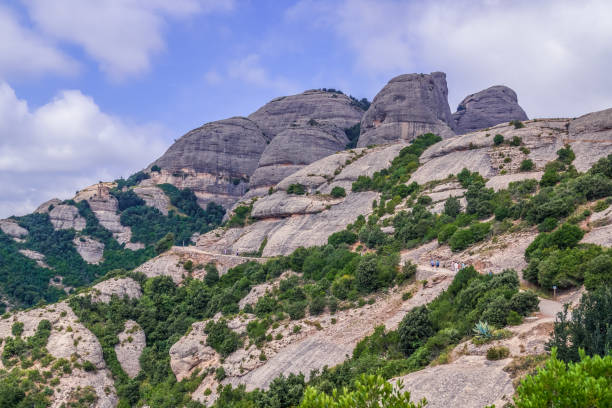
[452,85,528,134]
[357,72,455,147]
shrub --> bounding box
[593,200,610,212]
[510,120,525,129]
[494,134,504,145]
[557,144,575,164]
[355,256,379,293]
[443,196,461,218]
[150,165,161,172]
[299,374,425,408]
[286,301,307,320]
[327,230,357,247]
[520,159,534,171]
[510,136,522,146]
[287,184,306,195]
[417,195,432,206]
[437,224,457,244]
[480,296,510,327]
[204,320,241,357]
[509,291,540,315]
[11,322,24,337]
[538,217,558,232]
[486,346,510,360]
[514,349,611,407]
[309,296,326,316]
[547,287,612,362]
[398,306,434,356]
[584,254,612,291]
[154,232,174,254]
[507,310,523,325]
[330,186,346,198]
[204,262,219,286]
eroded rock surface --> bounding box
[0,219,28,239]
[48,204,86,231]
[568,107,612,172]
[357,72,455,147]
[87,277,142,303]
[73,236,105,264]
[248,90,363,140]
[249,120,349,189]
[18,249,50,268]
[133,185,171,215]
[452,85,528,134]
[0,301,117,407]
[115,320,145,378]
[150,117,268,208]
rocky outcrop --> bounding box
[18,249,50,268]
[35,198,62,213]
[133,185,170,215]
[73,236,105,264]
[568,107,612,172]
[48,204,86,231]
[249,120,349,190]
[88,277,142,303]
[148,117,268,208]
[169,321,220,381]
[248,90,364,140]
[0,219,28,239]
[357,72,455,147]
[409,118,612,185]
[115,320,145,378]
[452,85,528,134]
[0,301,117,407]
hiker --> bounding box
[430,259,434,267]
[436,260,440,268]
[461,262,466,269]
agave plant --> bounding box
[473,321,493,339]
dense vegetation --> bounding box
[0,175,224,307]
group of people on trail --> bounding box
[430,259,466,272]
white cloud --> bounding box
[227,54,300,93]
[20,0,235,80]
[0,6,77,78]
[288,0,612,118]
[0,82,169,218]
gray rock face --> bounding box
[49,204,86,231]
[73,236,105,264]
[115,320,146,378]
[248,90,364,140]
[250,120,349,189]
[357,72,455,147]
[133,185,170,215]
[568,107,612,171]
[88,277,143,304]
[149,117,268,208]
[35,198,62,213]
[0,219,28,239]
[452,85,528,134]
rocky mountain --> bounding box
[1,72,611,408]
[357,72,456,147]
[452,85,529,134]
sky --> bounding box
[1,0,612,218]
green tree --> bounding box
[299,374,427,408]
[398,306,434,356]
[331,186,347,198]
[514,348,612,407]
[494,134,504,145]
[155,232,174,254]
[443,196,461,218]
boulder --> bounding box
[35,198,62,213]
[452,85,528,134]
[18,249,50,268]
[149,117,268,208]
[133,185,170,215]
[88,277,142,303]
[248,90,364,140]
[0,219,28,239]
[249,120,349,189]
[48,204,86,231]
[568,107,612,172]
[357,72,455,147]
[115,320,145,378]
[73,236,105,264]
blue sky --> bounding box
[1,0,612,217]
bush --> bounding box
[507,310,523,325]
[593,200,610,212]
[486,346,510,360]
[510,120,525,129]
[509,291,540,316]
[286,301,307,320]
[299,374,425,408]
[538,217,558,232]
[520,159,534,171]
[11,322,24,337]
[204,320,241,357]
[557,144,575,164]
[443,196,461,218]
[514,349,611,407]
[437,224,457,244]
[480,296,510,327]
[355,256,379,293]
[547,287,611,362]
[398,306,434,356]
[584,254,612,291]
[330,186,346,198]
[309,296,326,316]
[494,134,504,145]
[150,165,161,172]
[510,136,522,146]
[327,230,357,247]
[287,184,306,195]
[154,232,174,254]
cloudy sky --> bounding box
[1,0,611,218]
